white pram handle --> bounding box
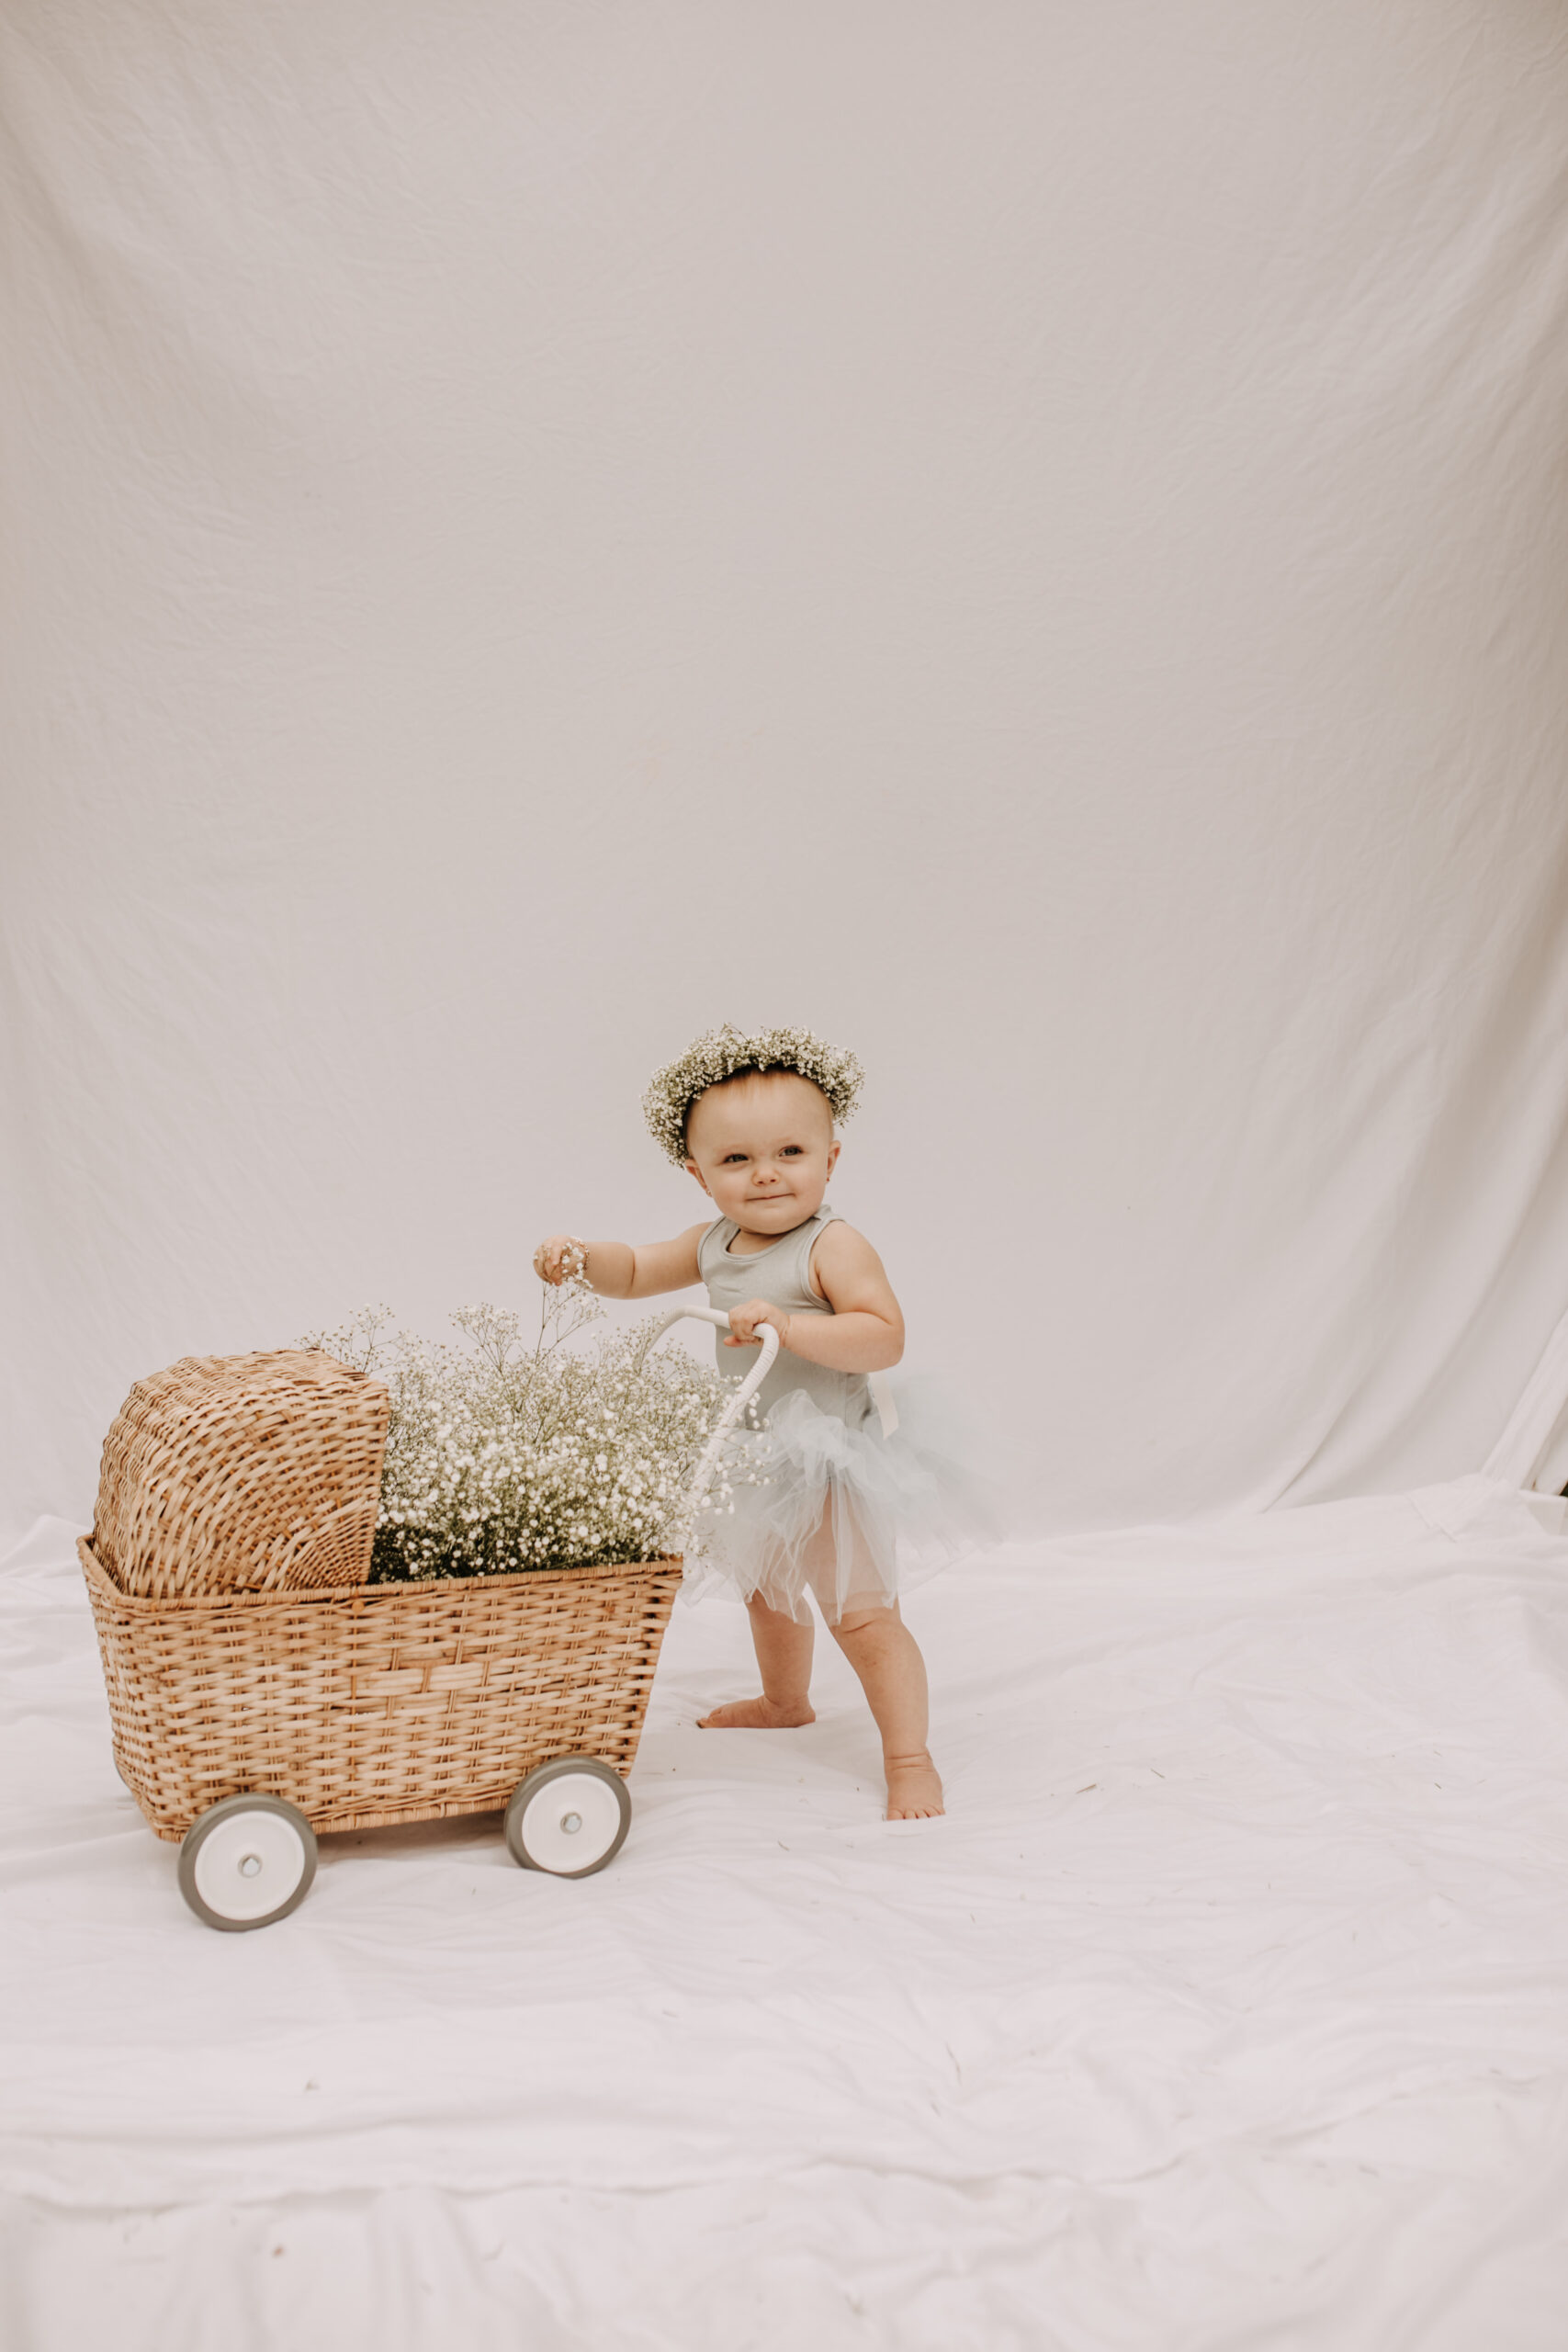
[649,1304,780,1524]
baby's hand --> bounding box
[533,1235,588,1287]
[725,1298,792,1350]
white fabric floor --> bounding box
[6,1481,1568,2349]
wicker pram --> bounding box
[83,1308,777,1929]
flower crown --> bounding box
[642,1023,864,1169]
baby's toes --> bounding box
[884,1757,945,1819]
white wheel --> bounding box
[505,1757,631,1878]
[178,1794,317,1930]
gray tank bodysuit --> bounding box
[684,1204,962,1623]
[697,1207,876,1431]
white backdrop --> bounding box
[5,0,1568,1543]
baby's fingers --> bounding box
[532,1236,574,1285]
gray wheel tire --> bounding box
[178,1793,318,1931]
[505,1757,631,1879]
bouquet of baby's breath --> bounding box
[303,1280,758,1583]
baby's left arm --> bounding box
[725,1224,904,1374]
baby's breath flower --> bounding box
[641,1022,863,1169]
[299,1294,765,1584]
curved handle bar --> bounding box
[649,1304,780,1527]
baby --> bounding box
[535,1023,953,1821]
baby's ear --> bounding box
[684,1159,711,1196]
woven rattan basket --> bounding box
[94,1350,389,1599]
[80,1536,682,1841]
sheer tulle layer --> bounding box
[683,1375,998,1626]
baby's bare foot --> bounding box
[885,1750,944,1819]
[697,1696,816,1730]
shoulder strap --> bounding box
[697,1216,733,1269]
[799,1206,840,1298]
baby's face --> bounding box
[683,1071,840,1235]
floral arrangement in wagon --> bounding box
[304,1261,761,1584]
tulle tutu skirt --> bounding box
[683,1374,999,1626]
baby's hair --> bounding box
[642,1023,864,1169]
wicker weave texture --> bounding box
[80,1539,682,1840]
[94,1351,389,1599]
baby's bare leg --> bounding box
[829,1603,944,1819]
[697,1594,817,1730]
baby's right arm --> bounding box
[533,1224,707,1300]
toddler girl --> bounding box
[534,1023,977,1821]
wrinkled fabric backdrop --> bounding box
[4,0,1567,1545]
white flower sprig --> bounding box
[302,1283,764,1583]
[641,1022,864,1169]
